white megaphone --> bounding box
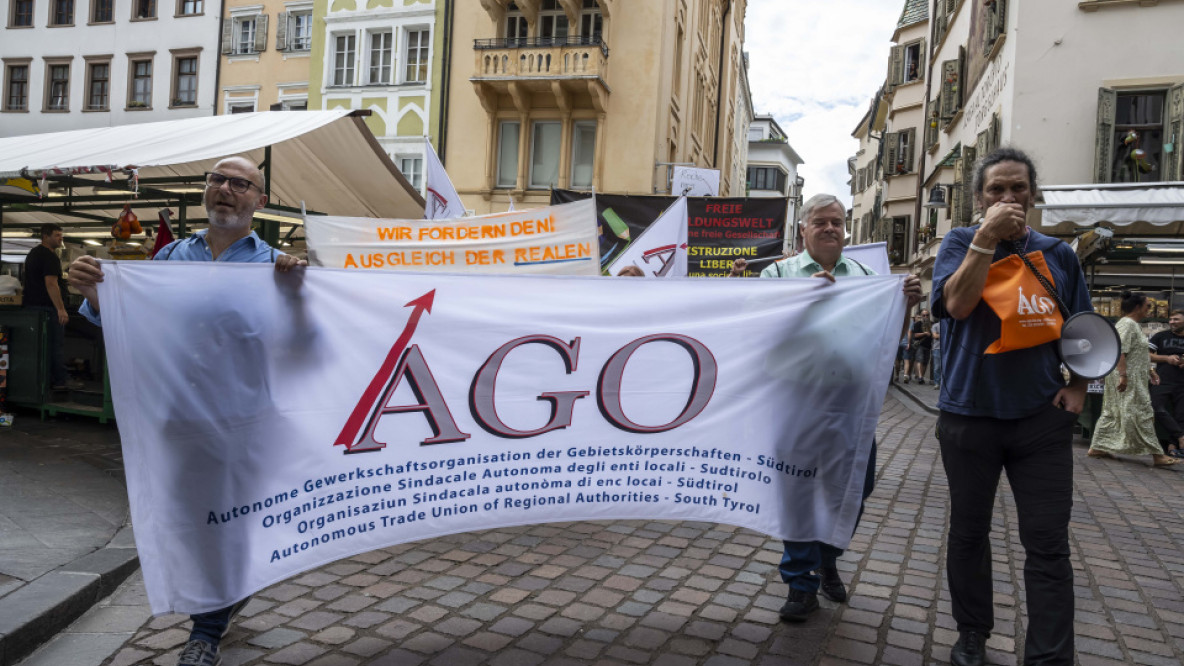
[1058,311,1121,380]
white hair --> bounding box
[801,194,846,221]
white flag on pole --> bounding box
[607,196,689,277]
[424,137,465,219]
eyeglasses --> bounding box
[204,172,260,194]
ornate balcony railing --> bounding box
[474,36,609,58]
[474,36,609,80]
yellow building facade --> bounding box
[218,0,314,112]
[443,0,749,214]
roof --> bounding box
[0,110,425,236]
[938,144,962,168]
[897,0,928,29]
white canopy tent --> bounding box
[0,110,424,245]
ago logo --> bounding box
[639,243,689,277]
[334,290,718,454]
[1016,287,1056,316]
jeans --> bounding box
[27,306,66,386]
[938,405,1077,665]
[189,597,250,646]
[780,439,876,593]
[932,347,942,385]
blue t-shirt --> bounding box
[931,226,1092,419]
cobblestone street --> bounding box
[15,393,1184,666]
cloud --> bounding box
[746,0,903,206]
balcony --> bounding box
[472,36,609,88]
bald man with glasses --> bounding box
[68,156,304,666]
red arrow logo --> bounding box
[335,290,436,449]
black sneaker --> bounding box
[903,376,910,384]
[779,588,819,622]
[950,630,986,666]
[177,639,220,666]
[818,566,847,603]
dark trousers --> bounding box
[938,405,1077,665]
[780,439,876,592]
[1151,383,1184,442]
[28,306,67,386]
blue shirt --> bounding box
[931,226,1092,419]
[79,230,282,326]
[759,250,876,278]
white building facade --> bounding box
[1,0,221,137]
[309,0,435,192]
[746,114,804,246]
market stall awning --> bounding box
[0,110,424,235]
[1038,182,1184,227]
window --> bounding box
[229,102,253,113]
[529,121,561,189]
[404,29,428,83]
[332,34,356,86]
[367,31,392,85]
[539,0,568,43]
[133,0,154,18]
[178,0,201,15]
[281,98,306,110]
[881,128,916,175]
[172,56,197,106]
[91,0,111,22]
[11,0,34,26]
[50,0,72,25]
[570,121,596,189]
[4,65,29,111]
[939,48,965,123]
[746,167,786,193]
[86,62,109,110]
[579,0,602,41]
[128,58,152,107]
[399,157,423,190]
[497,121,520,188]
[1104,90,1167,184]
[235,18,257,55]
[747,127,763,142]
[45,63,70,110]
[888,39,925,88]
[283,11,311,51]
[505,2,526,45]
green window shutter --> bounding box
[904,128,916,172]
[957,46,966,111]
[975,129,988,162]
[883,131,900,175]
[951,157,964,227]
[254,14,269,52]
[221,18,233,55]
[1094,87,1116,184]
[940,60,957,120]
[276,11,288,51]
[1166,83,1184,182]
[960,146,977,224]
[917,38,926,82]
[888,45,904,88]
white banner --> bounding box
[842,242,891,276]
[305,198,600,275]
[97,264,905,614]
[607,196,689,278]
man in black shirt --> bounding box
[1149,310,1184,457]
[23,223,71,390]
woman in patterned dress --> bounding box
[1089,292,1183,467]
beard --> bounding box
[206,206,250,232]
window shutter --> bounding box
[957,46,966,111]
[934,0,946,43]
[254,14,268,52]
[276,11,287,51]
[1166,83,1184,182]
[940,60,957,120]
[1094,87,1116,184]
[883,131,900,175]
[888,45,904,88]
[946,0,956,14]
[904,128,916,172]
[221,18,233,55]
[990,112,1001,152]
[994,0,1008,45]
[960,145,976,224]
[951,157,964,227]
[975,129,988,162]
[916,38,926,82]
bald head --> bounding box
[211,156,264,190]
[205,155,268,233]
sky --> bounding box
[744,0,905,207]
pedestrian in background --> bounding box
[22,223,75,390]
[1088,292,1182,467]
